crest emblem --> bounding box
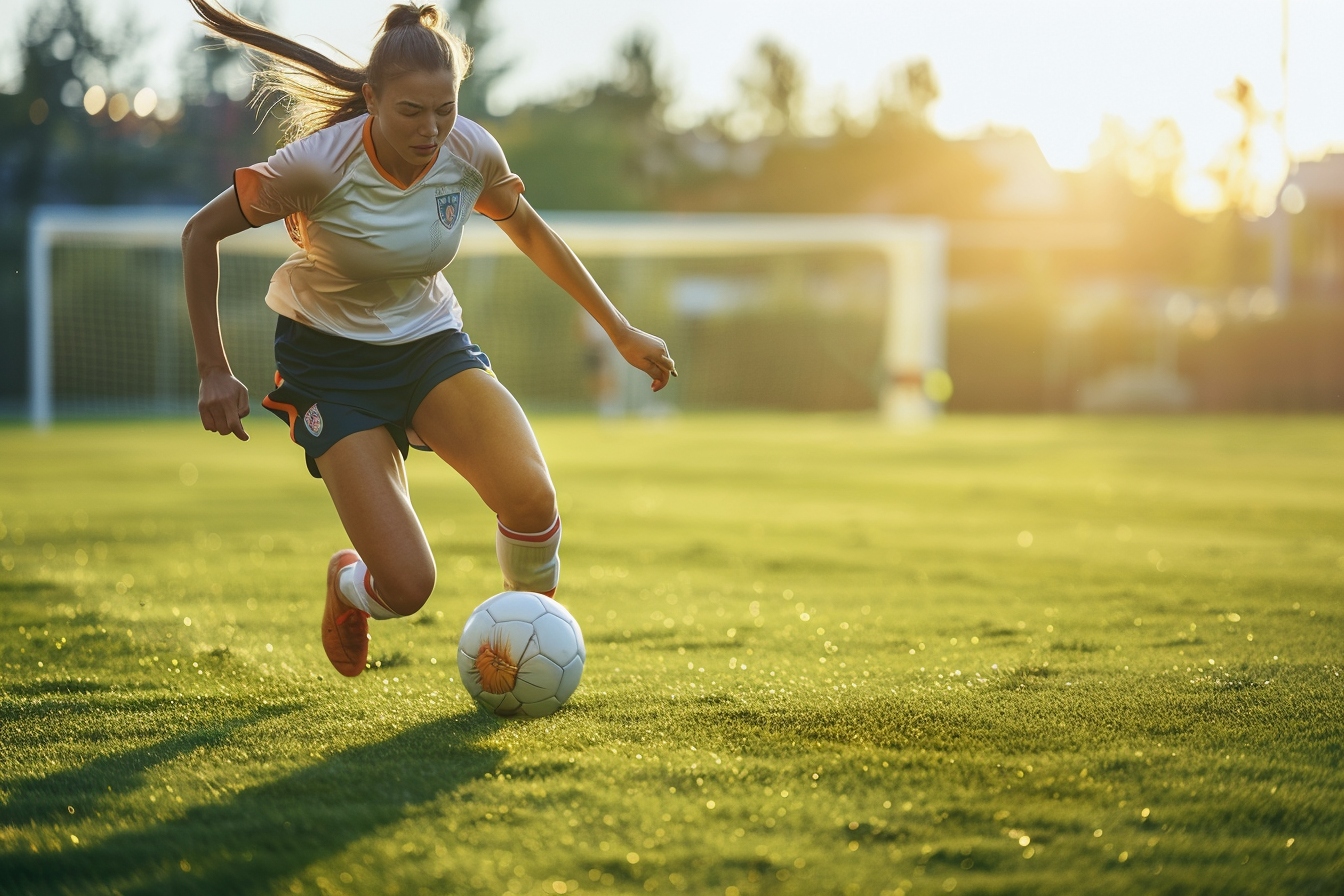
[436,191,462,229]
[303,404,323,437]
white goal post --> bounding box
[28,205,946,426]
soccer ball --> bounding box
[457,591,585,717]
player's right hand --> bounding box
[198,370,250,441]
[612,325,677,392]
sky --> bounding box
[5,0,1343,212]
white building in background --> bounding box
[1274,152,1344,305]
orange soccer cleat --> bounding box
[322,549,369,677]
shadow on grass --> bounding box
[0,700,302,828]
[3,710,504,896]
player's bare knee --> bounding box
[512,480,557,533]
[376,564,436,616]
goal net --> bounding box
[28,206,946,425]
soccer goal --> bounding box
[28,206,946,426]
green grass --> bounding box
[1,414,1343,896]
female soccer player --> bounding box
[180,1,676,677]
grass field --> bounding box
[1,414,1343,896]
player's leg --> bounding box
[317,426,437,614]
[410,369,561,595]
[314,427,436,675]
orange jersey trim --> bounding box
[361,117,438,191]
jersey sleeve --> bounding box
[234,133,342,228]
[454,119,526,220]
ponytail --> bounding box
[187,1,472,143]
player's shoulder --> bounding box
[281,115,366,171]
[261,115,366,201]
[444,116,507,169]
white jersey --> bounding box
[234,114,524,344]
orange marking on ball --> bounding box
[475,633,519,694]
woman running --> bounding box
[181,1,676,677]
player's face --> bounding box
[365,69,459,172]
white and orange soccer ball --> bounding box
[457,591,585,717]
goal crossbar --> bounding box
[28,206,947,425]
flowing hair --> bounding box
[187,0,473,144]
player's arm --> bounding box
[493,198,677,392]
[182,187,254,440]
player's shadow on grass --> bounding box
[3,710,504,896]
[0,699,302,829]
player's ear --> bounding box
[361,83,377,116]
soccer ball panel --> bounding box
[480,620,537,666]
[458,610,495,660]
[472,685,507,711]
[485,591,546,623]
[457,648,481,696]
[532,612,578,665]
[556,655,584,704]
[512,654,563,703]
[536,594,584,662]
[520,697,562,718]
[494,692,523,716]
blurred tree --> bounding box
[1078,116,1204,281]
[166,1,281,193]
[488,31,672,210]
[0,0,143,208]
[446,0,513,122]
[731,39,805,138]
[671,57,994,217]
[881,58,939,125]
[179,1,269,106]
[1090,116,1184,203]
[1209,77,1267,215]
[1190,78,1273,288]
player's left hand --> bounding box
[613,325,677,391]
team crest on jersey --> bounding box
[436,191,462,229]
[303,404,323,437]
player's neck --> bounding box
[368,121,430,189]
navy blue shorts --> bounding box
[262,316,492,478]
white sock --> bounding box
[496,516,561,594]
[338,559,399,620]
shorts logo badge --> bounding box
[303,404,323,437]
[436,191,462,229]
